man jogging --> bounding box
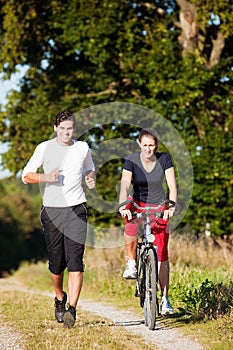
[22,111,95,328]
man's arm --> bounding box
[22,142,49,184]
[23,168,60,184]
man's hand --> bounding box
[47,168,59,183]
[23,168,60,184]
[85,176,95,189]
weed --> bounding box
[183,279,233,320]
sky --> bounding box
[0,66,28,178]
[0,66,27,106]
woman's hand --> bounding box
[119,208,132,221]
[163,207,175,221]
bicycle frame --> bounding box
[134,207,160,329]
[119,200,166,330]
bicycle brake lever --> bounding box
[153,212,163,218]
[117,200,133,213]
[132,211,141,219]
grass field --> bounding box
[1,290,154,350]
[1,233,232,349]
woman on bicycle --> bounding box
[119,128,177,315]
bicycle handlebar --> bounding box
[118,199,166,212]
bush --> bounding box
[183,279,233,320]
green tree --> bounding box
[0,0,232,236]
[0,179,46,275]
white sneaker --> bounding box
[160,296,174,315]
[123,260,137,279]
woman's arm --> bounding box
[163,167,177,220]
[119,169,133,220]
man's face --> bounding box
[54,120,75,146]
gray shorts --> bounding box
[40,203,87,274]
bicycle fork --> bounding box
[135,243,145,299]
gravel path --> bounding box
[0,278,203,350]
[78,300,203,350]
[0,279,25,350]
[0,326,23,350]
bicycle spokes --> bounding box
[144,248,157,330]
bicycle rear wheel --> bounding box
[144,247,158,330]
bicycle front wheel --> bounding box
[135,243,145,308]
[144,247,158,330]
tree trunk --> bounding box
[176,0,198,56]
[177,0,225,67]
[208,31,225,68]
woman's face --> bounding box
[139,135,157,159]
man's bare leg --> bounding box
[62,271,83,328]
[50,271,64,300]
[67,271,83,308]
[51,271,67,323]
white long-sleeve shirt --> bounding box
[22,138,95,207]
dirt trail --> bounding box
[0,277,203,350]
[78,300,203,350]
[0,278,26,350]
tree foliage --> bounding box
[0,0,232,238]
[0,179,46,275]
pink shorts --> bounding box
[124,198,170,262]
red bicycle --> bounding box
[119,200,167,330]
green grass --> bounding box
[83,246,233,350]
[0,290,154,350]
[1,237,233,350]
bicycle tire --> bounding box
[144,247,158,330]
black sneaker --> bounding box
[54,291,67,323]
[63,304,76,328]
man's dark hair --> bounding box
[138,128,158,151]
[54,111,76,127]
